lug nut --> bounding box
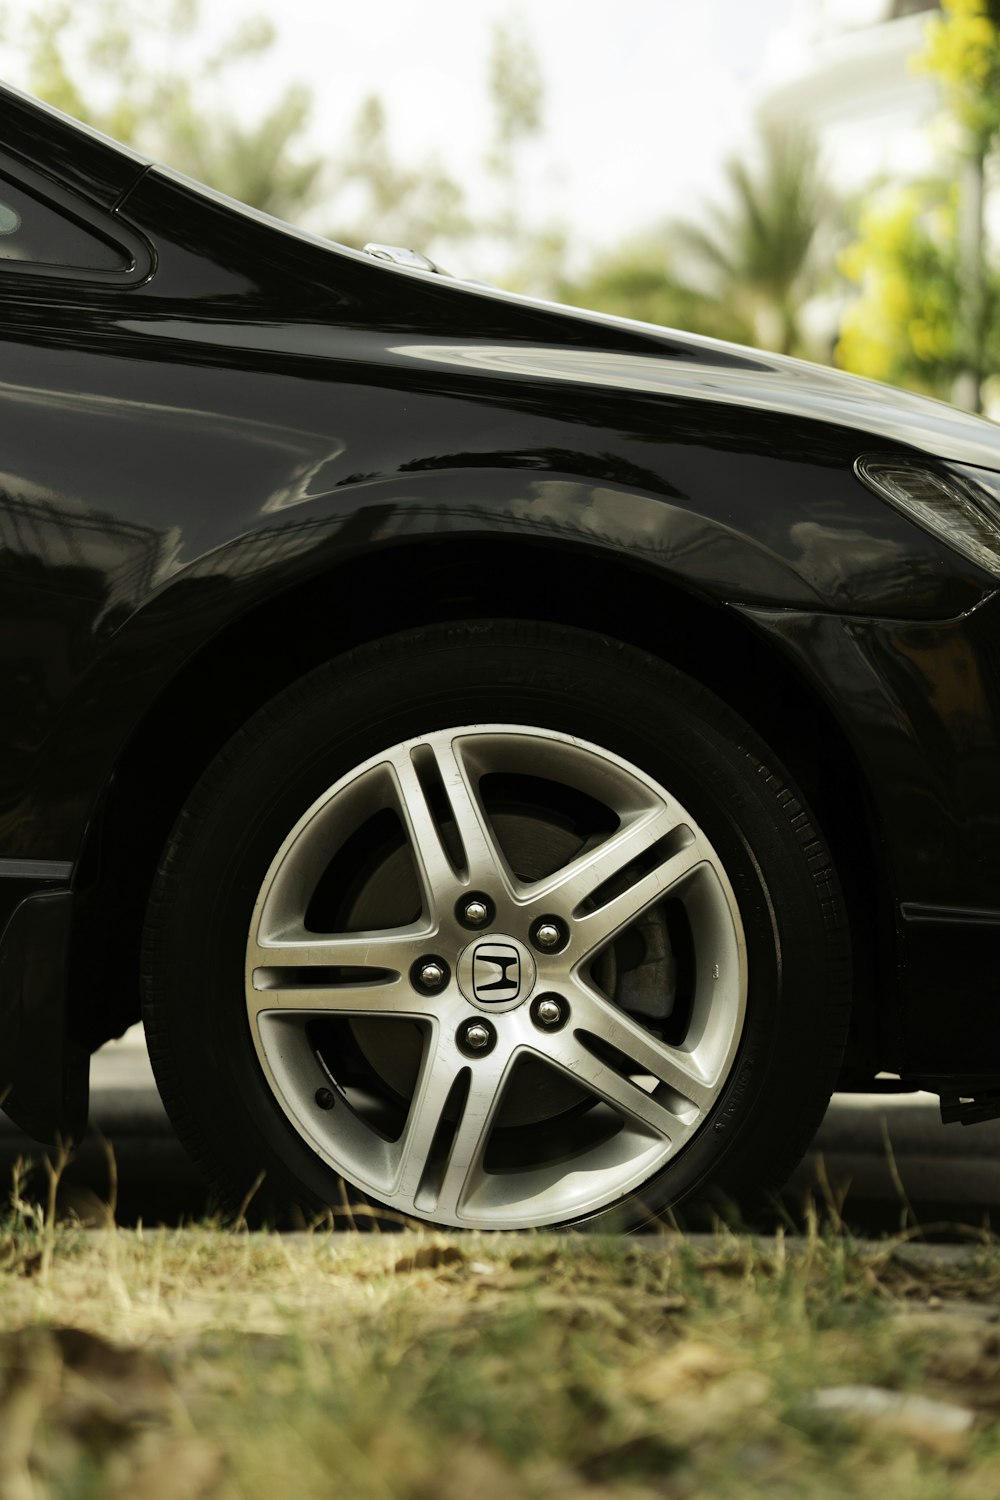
[531,917,567,953]
[457,893,494,929]
[411,956,450,993]
[531,993,568,1031]
[458,1018,497,1055]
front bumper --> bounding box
[743,590,1000,1082]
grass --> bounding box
[3,1181,1000,1500]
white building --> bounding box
[749,1,951,361]
[757,0,941,193]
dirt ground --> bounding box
[2,1223,1000,1498]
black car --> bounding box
[3,81,1000,1231]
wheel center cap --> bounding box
[457,934,536,1014]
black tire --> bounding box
[141,621,850,1230]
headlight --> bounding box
[855,454,1000,579]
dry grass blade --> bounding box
[879,1112,918,1234]
[0,1218,996,1496]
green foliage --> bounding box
[836,182,977,395]
[670,126,831,357]
[0,0,328,219]
[477,16,566,295]
[162,83,325,224]
[488,15,544,168]
[561,127,830,354]
[1,0,565,284]
[917,0,1000,151]
[836,0,1000,402]
[330,17,562,285]
[558,237,756,345]
[330,94,470,251]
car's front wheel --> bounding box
[142,621,850,1229]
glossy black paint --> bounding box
[743,596,1000,1074]
[3,86,1000,1137]
[7,86,146,208]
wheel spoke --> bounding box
[388,737,510,911]
[393,1039,508,1217]
[517,803,672,908]
[544,1033,680,1138]
[248,927,429,1018]
[249,926,426,973]
[570,832,707,960]
[249,974,412,1021]
[569,985,715,1113]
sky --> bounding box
[194,0,800,259]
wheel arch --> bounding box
[69,535,886,1068]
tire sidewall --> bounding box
[144,623,847,1227]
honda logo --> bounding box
[472,944,521,1003]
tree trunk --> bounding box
[953,147,985,413]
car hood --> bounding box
[438,279,1000,473]
[148,170,1000,473]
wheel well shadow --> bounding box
[69,539,888,1073]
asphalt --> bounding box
[3,1028,998,1233]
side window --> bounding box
[0,176,129,273]
[0,159,150,287]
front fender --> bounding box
[5,448,992,863]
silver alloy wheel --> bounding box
[245,725,748,1229]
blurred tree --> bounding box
[923,0,1000,407]
[921,0,1000,142]
[837,0,1000,408]
[559,127,830,354]
[327,16,563,281]
[557,237,756,345]
[837,182,970,396]
[474,15,566,294]
[667,126,831,357]
[0,0,328,219]
[486,15,543,247]
[2,0,563,284]
[328,94,470,250]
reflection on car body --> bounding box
[3,81,1000,1229]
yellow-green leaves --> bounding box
[836,185,961,391]
[917,0,1000,148]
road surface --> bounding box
[2,1028,997,1232]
